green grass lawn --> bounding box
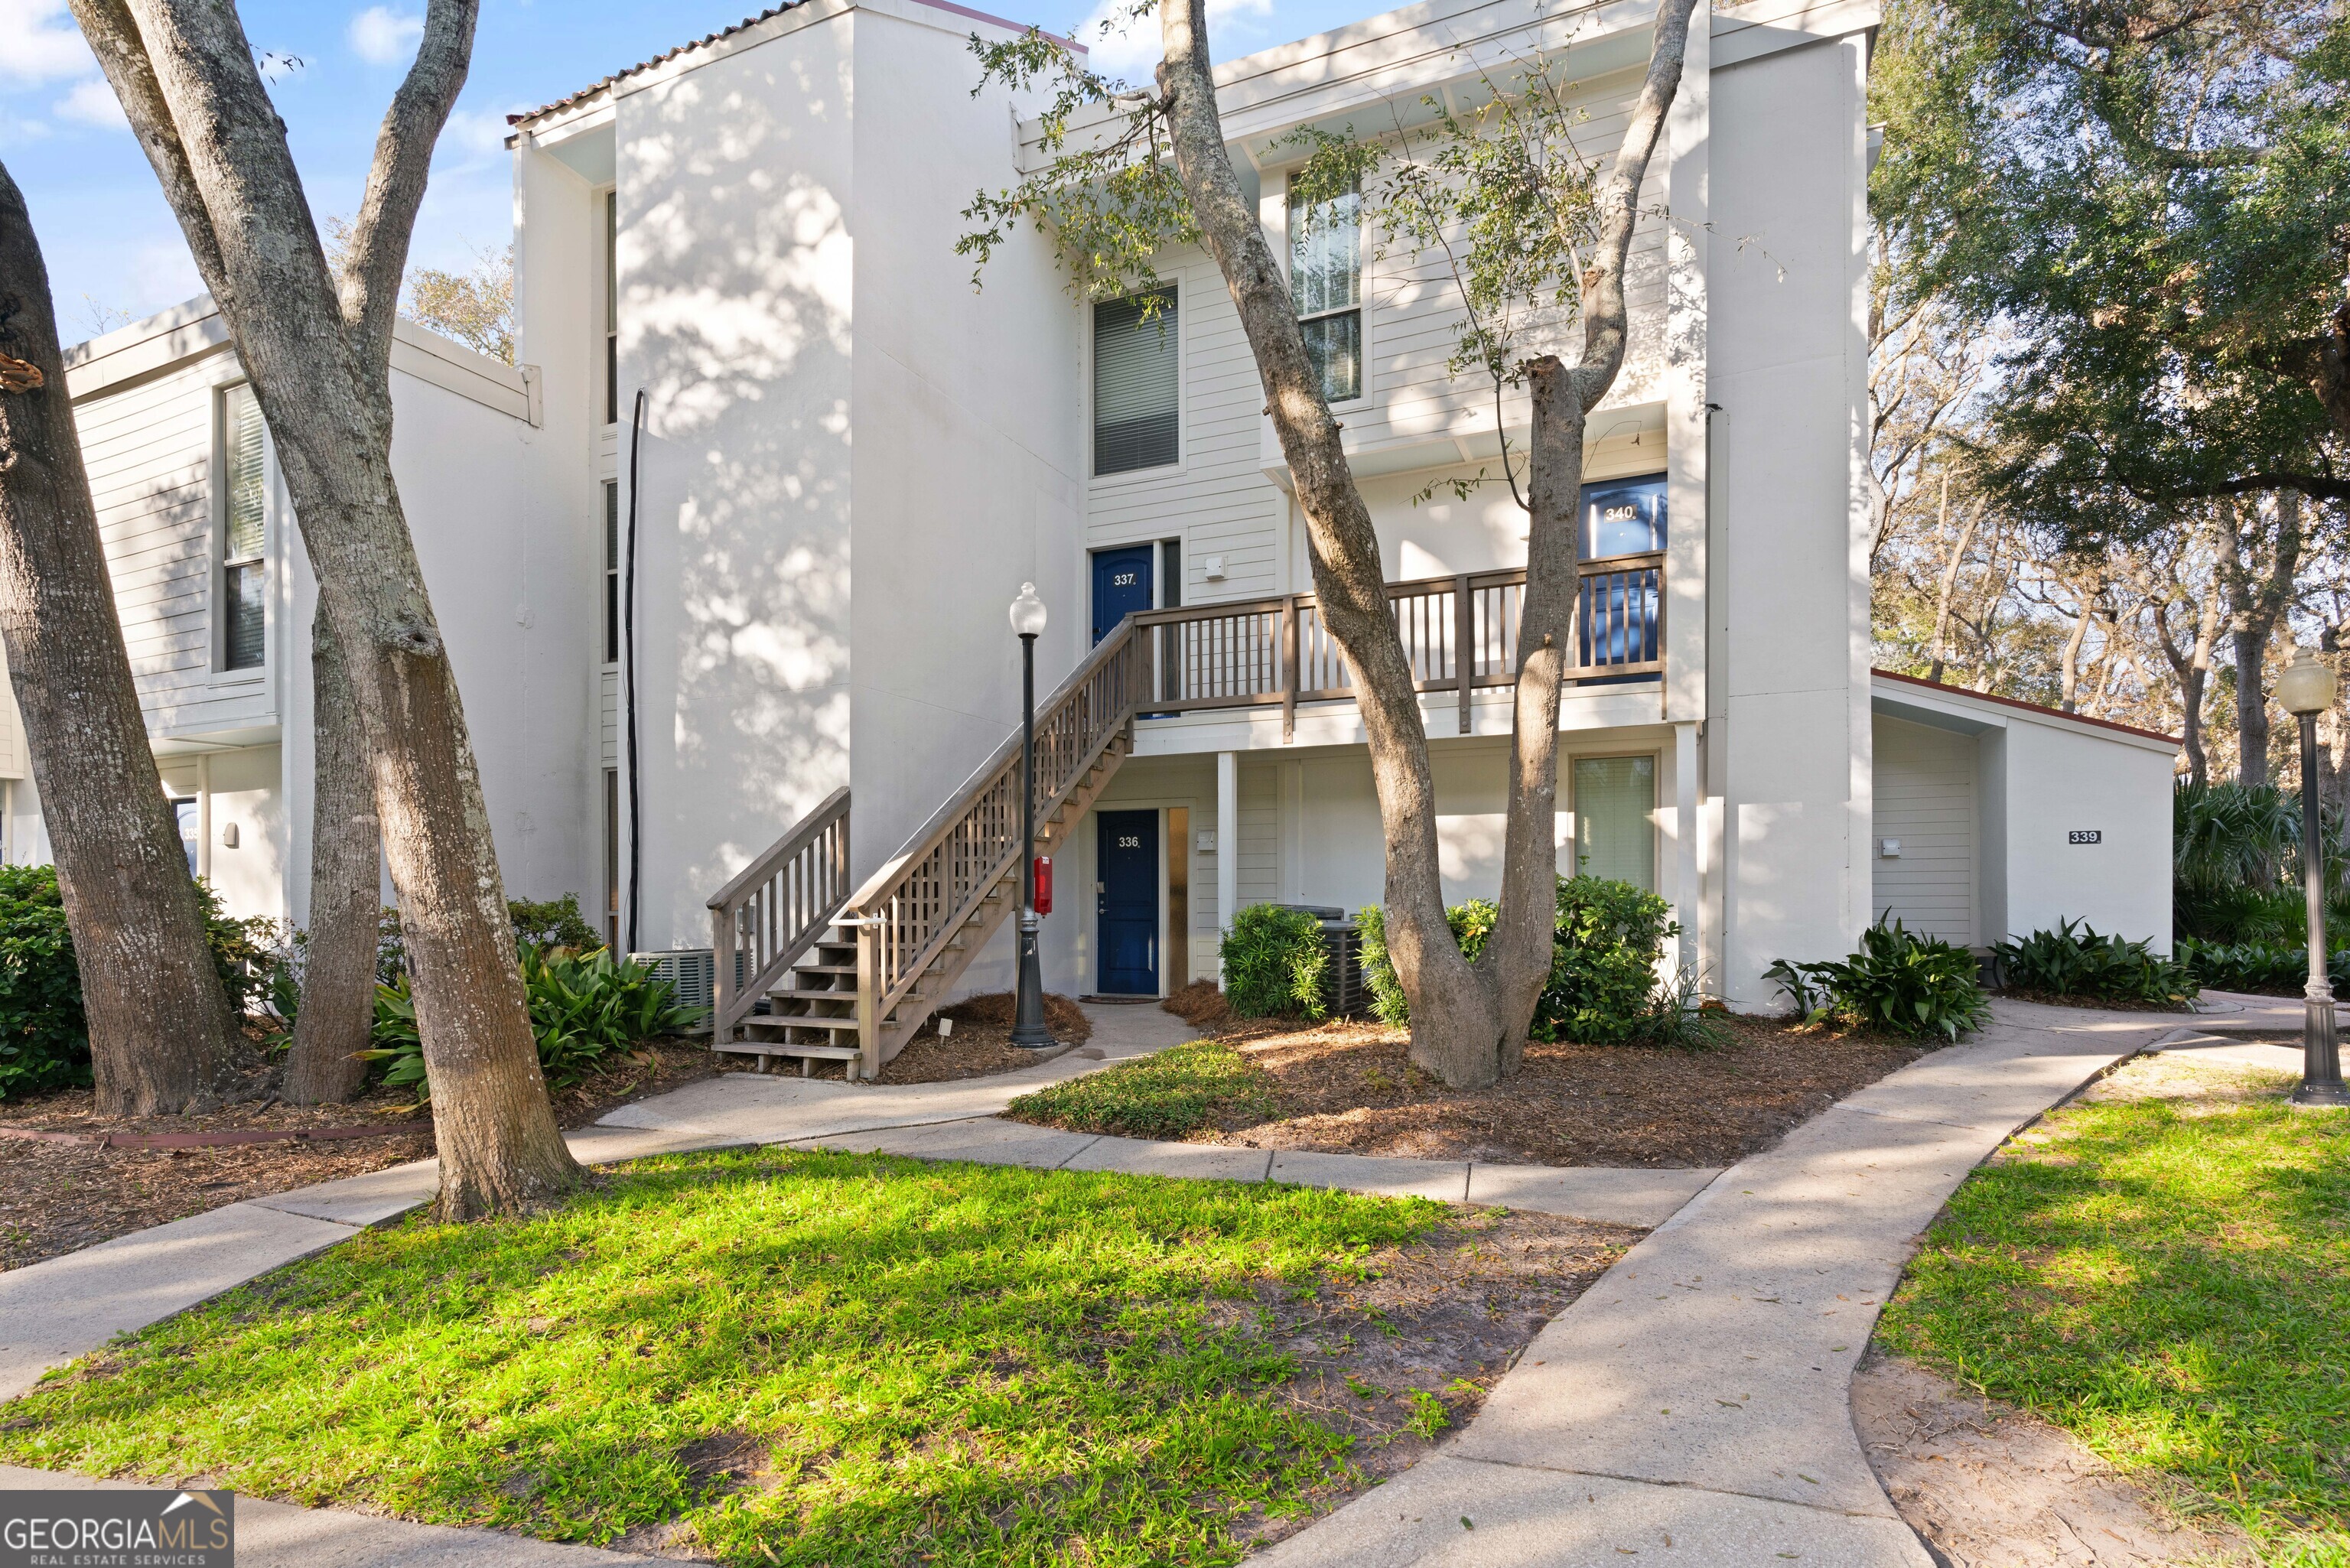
[1008,1039,1276,1139]
[1876,1064,2350,1563]
[0,1147,1446,1566]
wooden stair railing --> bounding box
[844,622,1151,1076]
[706,786,851,1046]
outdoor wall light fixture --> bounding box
[1010,584,1054,1049]
[2279,650,2347,1109]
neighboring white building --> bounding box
[7,298,591,926]
[15,0,2175,1064]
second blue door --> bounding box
[1097,809,1158,995]
[1092,545,1154,645]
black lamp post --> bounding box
[2279,649,2349,1109]
[1009,583,1054,1049]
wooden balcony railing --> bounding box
[1138,551,1664,738]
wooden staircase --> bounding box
[709,622,1150,1079]
[726,731,1133,1075]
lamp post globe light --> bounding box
[2279,649,2349,1109]
[1009,584,1054,1049]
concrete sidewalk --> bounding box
[1252,998,2196,1567]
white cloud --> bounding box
[347,5,423,66]
[1077,0,1272,86]
[54,76,125,129]
[0,0,96,86]
[439,106,513,158]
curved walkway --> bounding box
[2,997,2195,1564]
[1258,998,2195,1567]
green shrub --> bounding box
[1219,904,1330,1020]
[2175,936,2350,997]
[363,945,704,1104]
[1359,899,1498,1028]
[1766,917,1990,1040]
[376,893,607,986]
[1540,878,1679,1044]
[0,865,286,1101]
[1990,919,2194,1007]
[1358,879,1713,1045]
[1006,1039,1275,1137]
[0,866,88,1099]
[509,893,601,953]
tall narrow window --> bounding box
[1093,288,1179,475]
[603,481,620,663]
[604,190,619,425]
[1290,176,1362,402]
[1572,756,1657,890]
[220,383,266,672]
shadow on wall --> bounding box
[619,58,860,944]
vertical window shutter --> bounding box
[1093,291,1180,475]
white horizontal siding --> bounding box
[1872,716,1976,945]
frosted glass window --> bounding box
[1573,756,1656,890]
[220,384,266,672]
[1290,177,1361,401]
[1094,290,1180,475]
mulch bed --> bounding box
[0,1036,725,1274]
[1995,988,2194,1013]
[1177,1012,1932,1167]
[1231,1205,1637,1548]
[870,993,1094,1085]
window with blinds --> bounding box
[1092,290,1180,476]
[1290,177,1362,402]
[220,383,267,672]
[1572,755,1657,890]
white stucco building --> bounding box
[14,0,2176,1069]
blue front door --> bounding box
[1097,809,1159,995]
[1092,545,1154,645]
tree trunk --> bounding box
[2218,493,2303,789]
[1155,0,1699,1087]
[1156,0,1497,1085]
[78,0,579,1215]
[0,161,242,1115]
[283,613,379,1104]
[1927,489,1984,683]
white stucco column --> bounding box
[1216,750,1238,958]
[1675,721,1700,981]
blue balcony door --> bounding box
[1092,545,1154,645]
[1096,809,1159,995]
[1577,473,1665,677]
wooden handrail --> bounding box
[847,621,1150,1064]
[707,786,851,1045]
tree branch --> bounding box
[342,0,480,414]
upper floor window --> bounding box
[604,190,619,425]
[219,383,267,672]
[1290,176,1362,402]
[1093,288,1180,476]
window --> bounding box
[1290,176,1362,402]
[603,481,620,664]
[219,383,267,672]
[604,190,619,425]
[1093,289,1180,475]
[1572,756,1656,891]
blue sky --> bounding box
[0,0,1369,339]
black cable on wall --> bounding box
[624,387,646,956]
